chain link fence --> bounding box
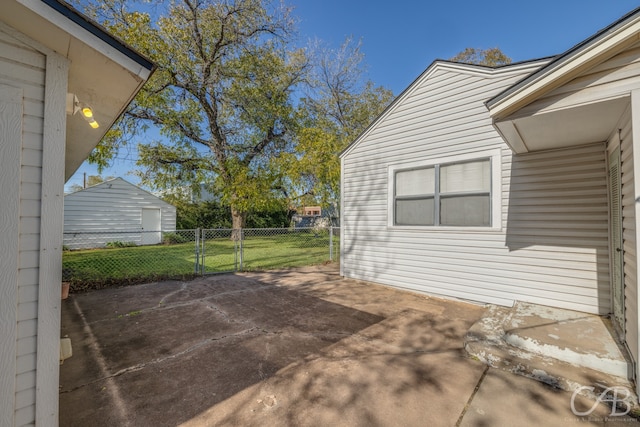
[63,227,340,291]
[62,230,198,291]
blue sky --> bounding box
[65,0,640,191]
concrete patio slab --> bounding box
[465,301,637,407]
[59,266,639,426]
[503,302,629,378]
[461,368,635,427]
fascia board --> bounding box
[488,10,640,120]
[16,0,154,79]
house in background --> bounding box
[0,1,153,425]
[302,206,322,216]
[155,182,219,204]
[64,178,176,249]
[340,7,640,393]
[292,205,341,228]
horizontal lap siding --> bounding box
[620,108,638,364]
[538,43,640,109]
[503,144,609,313]
[64,179,176,248]
[342,64,610,314]
[0,29,45,426]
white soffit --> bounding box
[496,97,629,153]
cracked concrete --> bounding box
[60,265,639,426]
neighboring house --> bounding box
[64,178,176,249]
[193,183,219,203]
[292,206,323,228]
[155,183,218,203]
[341,7,640,393]
[292,205,340,228]
[302,206,322,216]
[0,1,153,425]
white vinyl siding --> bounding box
[0,28,46,426]
[341,62,610,314]
[0,84,23,427]
[612,107,638,370]
[64,178,177,249]
[518,41,640,118]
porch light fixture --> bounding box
[66,93,99,129]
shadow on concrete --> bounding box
[182,302,485,426]
[60,271,386,427]
[60,266,492,427]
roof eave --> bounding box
[487,7,640,120]
[6,0,156,181]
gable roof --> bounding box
[65,177,175,207]
[487,7,640,121]
[340,58,549,159]
[3,0,155,180]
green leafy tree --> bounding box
[79,0,307,232]
[169,198,232,230]
[283,38,394,211]
[450,47,512,67]
[163,194,291,229]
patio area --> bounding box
[59,265,637,426]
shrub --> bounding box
[163,232,188,245]
[106,241,137,248]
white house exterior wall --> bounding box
[341,63,611,314]
[610,106,639,369]
[64,178,177,248]
[0,26,67,426]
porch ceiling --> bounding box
[493,97,629,153]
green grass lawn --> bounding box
[63,232,339,291]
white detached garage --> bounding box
[64,178,177,249]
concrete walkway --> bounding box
[59,266,638,426]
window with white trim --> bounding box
[393,158,492,227]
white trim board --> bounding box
[35,50,68,426]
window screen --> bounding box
[393,158,491,227]
[439,159,490,226]
[394,167,434,225]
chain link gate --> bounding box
[195,228,240,274]
[194,226,339,274]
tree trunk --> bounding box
[231,206,247,241]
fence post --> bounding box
[200,229,206,275]
[194,228,200,274]
[234,234,238,272]
[239,228,244,271]
[329,226,333,261]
